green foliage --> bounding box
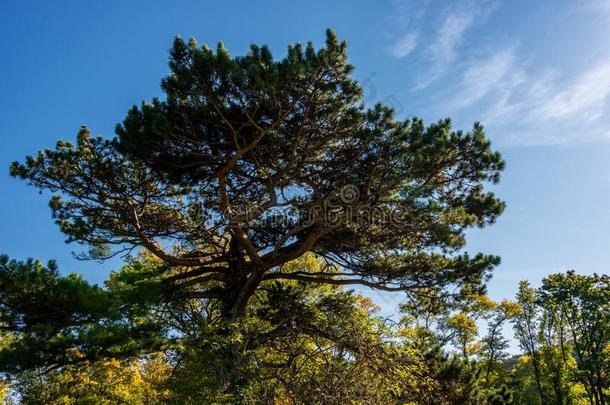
[12,258,610,405]
[0,255,167,374]
[10,30,505,325]
[0,255,113,371]
[511,272,610,405]
[539,272,610,404]
[404,346,512,405]
[12,355,172,404]
[0,252,509,404]
[480,300,522,388]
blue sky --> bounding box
[1,0,610,323]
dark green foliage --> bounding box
[0,256,165,373]
[406,346,513,405]
[10,30,505,325]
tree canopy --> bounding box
[10,30,505,322]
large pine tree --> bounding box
[11,30,505,322]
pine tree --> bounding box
[8,30,505,390]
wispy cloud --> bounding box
[385,0,498,65]
[453,48,523,108]
[389,32,418,58]
[450,48,610,145]
[414,0,500,88]
[385,0,428,58]
[428,10,477,66]
[386,0,610,145]
[536,63,610,122]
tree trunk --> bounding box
[217,237,265,392]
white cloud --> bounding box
[386,0,499,67]
[386,0,610,145]
[450,48,610,145]
[385,0,428,58]
[429,12,476,65]
[416,0,500,88]
[389,32,418,58]
[453,48,522,108]
[536,63,610,122]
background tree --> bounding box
[0,255,165,373]
[509,272,610,405]
[397,281,516,404]
[536,293,576,405]
[11,355,171,405]
[514,281,547,403]
[439,292,497,360]
[539,272,610,405]
[480,300,522,388]
[403,346,513,405]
